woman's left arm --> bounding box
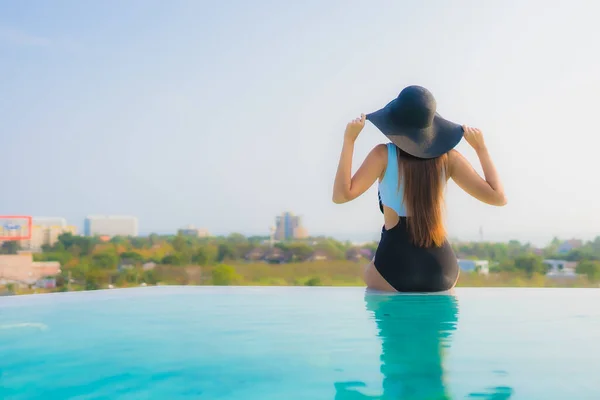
[332,114,387,204]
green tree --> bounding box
[68,244,82,258]
[497,260,516,272]
[83,267,109,290]
[576,260,600,282]
[543,237,562,257]
[305,276,322,286]
[287,243,314,262]
[68,262,90,283]
[172,234,189,253]
[514,254,546,276]
[212,264,241,285]
[589,236,600,256]
[171,234,193,264]
[0,240,19,254]
[162,254,185,266]
[142,269,158,285]
[247,235,269,246]
[275,242,290,252]
[110,236,127,244]
[217,243,237,262]
[85,277,100,290]
[91,252,119,269]
[566,248,596,262]
[130,237,148,249]
[120,251,144,263]
[148,233,160,247]
[34,251,72,266]
[193,244,218,266]
[314,240,345,260]
[227,233,247,244]
[56,233,96,256]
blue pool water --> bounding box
[1,286,599,399]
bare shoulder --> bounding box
[448,148,464,162]
[447,149,468,176]
[371,143,388,159]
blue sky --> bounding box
[1,0,599,245]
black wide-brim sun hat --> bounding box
[366,85,464,159]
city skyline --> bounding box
[2,211,595,249]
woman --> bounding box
[332,85,506,293]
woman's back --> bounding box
[378,142,449,248]
[332,85,506,292]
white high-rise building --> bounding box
[84,215,138,237]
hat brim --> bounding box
[366,101,464,159]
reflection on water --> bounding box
[335,291,513,399]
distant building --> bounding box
[346,247,374,262]
[307,250,330,262]
[263,247,290,264]
[84,215,138,237]
[35,278,57,289]
[245,248,267,262]
[118,259,136,271]
[293,226,309,240]
[19,217,77,251]
[274,212,308,241]
[142,262,156,271]
[0,254,61,288]
[558,240,583,254]
[544,259,578,278]
[177,225,210,238]
[457,259,489,275]
[0,216,32,241]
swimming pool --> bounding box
[1,286,599,399]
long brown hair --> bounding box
[397,147,448,248]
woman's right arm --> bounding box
[449,126,507,206]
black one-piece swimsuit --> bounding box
[376,190,459,292]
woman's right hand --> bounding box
[462,125,486,152]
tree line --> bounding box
[3,232,600,289]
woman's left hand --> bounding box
[344,114,366,142]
